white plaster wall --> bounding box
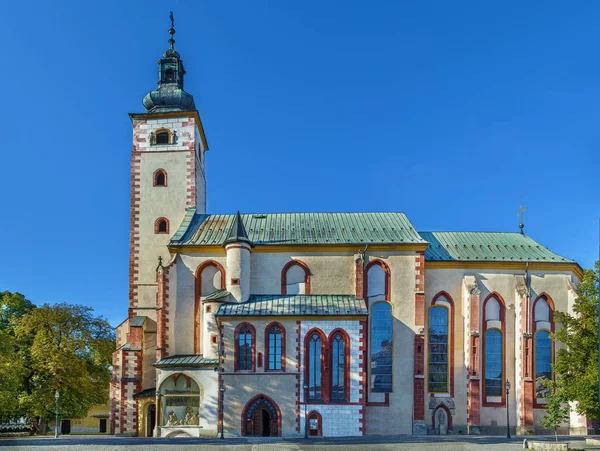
[170,255,194,355]
[226,244,251,302]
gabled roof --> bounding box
[216,294,367,317]
[171,211,425,247]
[419,231,573,263]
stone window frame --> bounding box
[155,217,169,234]
[532,293,555,408]
[281,260,311,295]
[153,168,168,187]
[235,322,256,372]
[427,292,455,397]
[482,293,506,407]
[264,322,286,372]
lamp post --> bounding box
[54,390,59,439]
[219,386,226,439]
[505,380,511,439]
[303,383,309,439]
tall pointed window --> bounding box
[265,323,285,371]
[483,294,505,405]
[153,169,167,186]
[330,331,349,402]
[533,295,554,403]
[428,294,453,395]
[367,260,393,393]
[235,323,255,372]
[305,330,325,401]
[282,260,310,295]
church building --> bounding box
[110,20,587,438]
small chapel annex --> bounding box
[110,20,587,438]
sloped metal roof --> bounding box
[171,211,425,247]
[153,355,219,367]
[130,316,146,327]
[204,289,230,301]
[216,294,367,317]
[133,387,156,399]
[419,232,573,262]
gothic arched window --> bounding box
[533,295,554,402]
[428,293,453,395]
[370,301,393,393]
[483,294,505,405]
[235,323,255,372]
[281,260,310,295]
[155,217,169,234]
[330,330,349,402]
[265,322,285,371]
[305,329,325,401]
[153,169,167,187]
[365,260,390,305]
[156,129,170,145]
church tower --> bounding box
[128,18,208,318]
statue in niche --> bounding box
[166,410,179,426]
[183,406,199,425]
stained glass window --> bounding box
[267,325,283,371]
[484,329,503,397]
[307,333,322,400]
[428,305,449,393]
[371,302,393,392]
[535,330,552,398]
[331,333,346,401]
[237,327,253,371]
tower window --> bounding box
[156,130,170,145]
[165,69,175,82]
[155,217,169,234]
[153,169,167,187]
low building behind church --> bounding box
[110,20,587,438]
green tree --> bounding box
[540,380,570,442]
[13,303,114,432]
[0,291,35,333]
[552,261,600,419]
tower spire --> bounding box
[168,11,176,50]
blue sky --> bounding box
[1,1,598,326]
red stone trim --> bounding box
[156,264,172,361]
[304,328,327,402]
[328,328,351,403]
[306,410,322,436]
[295,321,301,433]
[358,320,367,434]
[234,322,256,372]
[415,252,425,292]
[241,394,282,437]
[281,260,311,295]
[185,150,197,209]
[128,150,142,315]
[265,322,286,372]
[194,261,226,354]
[532,293,555,409]
[428,292,455,397]
[355,257,364,299]
[363,259,391,305]
[413,334,425,419]
[482,293,507,407]
[154,217,169,234]
[518,286,534,427]
[152,168,168,187]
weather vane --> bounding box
[517,204,527,234]
[170,11,175,29]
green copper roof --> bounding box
[153,355,218,367]
[216,295,367,317]
[419,232,573,263]
[171,211,425,247]
[133,387,156,399]
[204,289,230,301]
[130,316,146,327]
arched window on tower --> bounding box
[153,169,167,187]
[155,129,170,145]
[281,260,310,295]
[194,261,226,355]
[155,217,169,234]
[533,295,554,403]
[235,323,255,372]
[165,68,175,82]
[428,293,453,395]
[483,294,505,406]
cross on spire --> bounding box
[517,204,527,234]
[168,11,176,49]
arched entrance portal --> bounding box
[242,395,281,437]
[147,404,156,437]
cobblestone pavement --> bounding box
[1,435,598,451]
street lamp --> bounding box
[219,386,226,439]
[303,383,309,439]
[54,390,59,439]
[505,380,511,439]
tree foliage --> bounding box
[540,380,570,442]
[0,293,115,429]
[552,261,600,419]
